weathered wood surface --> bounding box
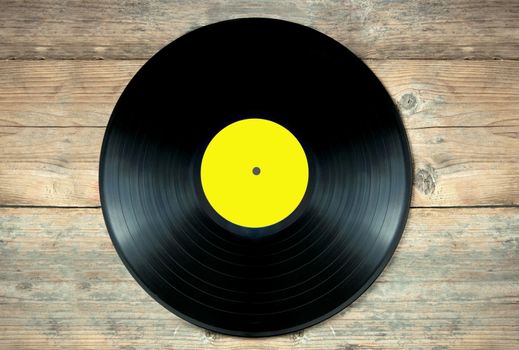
[0,207,517,349]
[1,125,518,207]
[0,0,518,60]
[1,60,519,128]
[1,1,518,348]
[1,60,518,208]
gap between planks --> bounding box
[4,58,519,61]
[1,205,519,209]
[0,125,516,130]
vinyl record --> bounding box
[99,18,412,337]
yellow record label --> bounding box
[200,118,309,228]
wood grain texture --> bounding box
[1,125,518,207]
[0,0,518,60]
[0,61,138,127]
[1,60,518,128]
[0,127,100,207]
[0,207,517,349]
[1,1,518,348]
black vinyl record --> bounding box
[99,18,412,337]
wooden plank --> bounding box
[1,60,518,128]
[0,0,518,60]
[1,125,518,207]
[410,126,519,206]
[371,60,519,129]
[0,128,101,207]
[0,207,517,349]
[0,61,139,127]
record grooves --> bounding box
[99,18,412,337]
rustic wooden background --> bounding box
[0,1,518,349]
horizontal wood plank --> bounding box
[1,125,518,207]
[410,126,519,206]
[1,60,518,128]
[0,61,138,127]
[0,0,518,60]
[0,128,100,207]
[0,207,517,349]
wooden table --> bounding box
[1,1,518,349]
